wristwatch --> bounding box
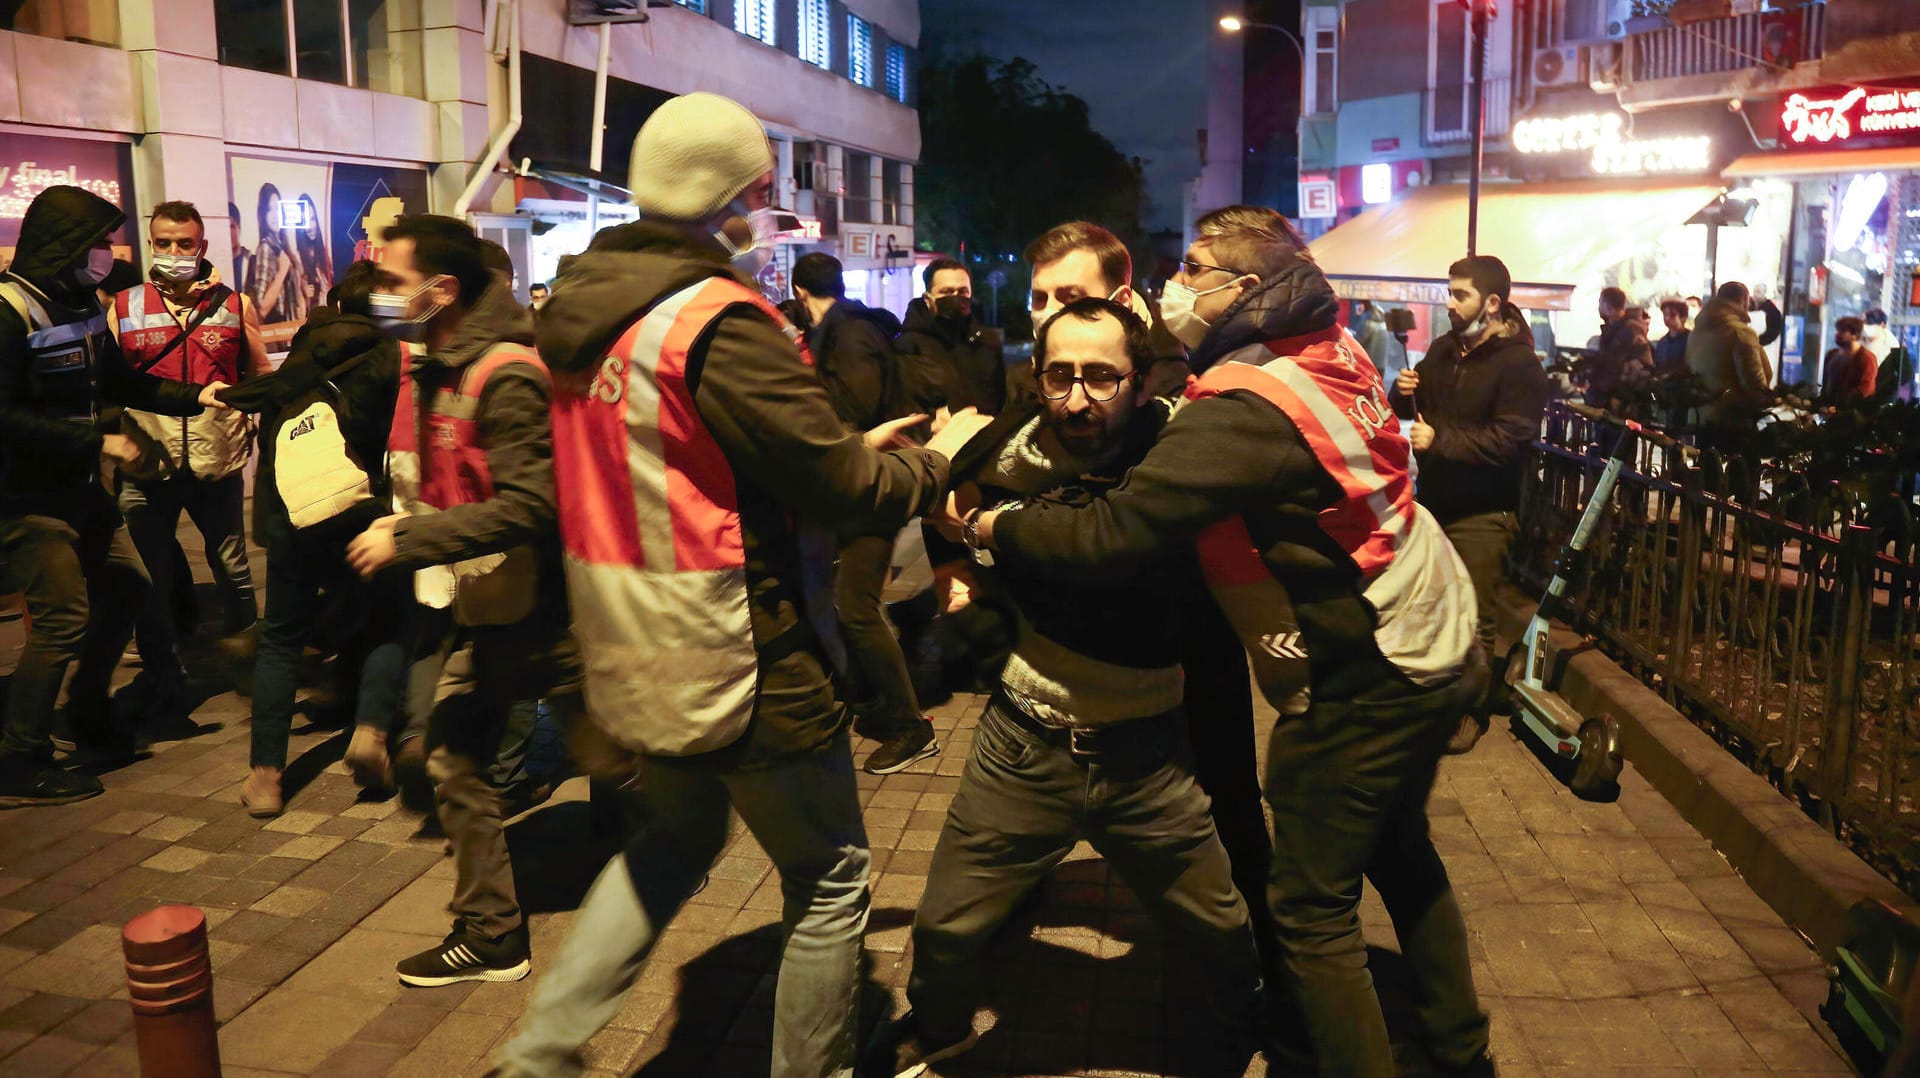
[960,508,984,550]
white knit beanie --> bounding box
[629,93,774,222]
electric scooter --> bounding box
[1509,401,1688,801]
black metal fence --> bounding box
[1512,402,1920,897]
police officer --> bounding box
[114,200,271,713]
[0,185,227,806]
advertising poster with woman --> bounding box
[226,154,430,352]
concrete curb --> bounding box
[1491,582,1913,960]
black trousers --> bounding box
[1181,595,1281,972]
[834,532,922,738]
[1264,657,1490,1076]
[0,488,149,760]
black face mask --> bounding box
[934,295,971,322]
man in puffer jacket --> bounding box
[0,185,224,806]
[1685,280,1775,449]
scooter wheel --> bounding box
[1571,714,1623,801]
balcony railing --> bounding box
[1628,1,1826,84]
[1515,401,1920,897]
[1425,76,1514,146]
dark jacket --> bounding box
[0,185,204,508]
[1685,297,1773,431]
[808,299,899,431]
[1390,311,1548,525]
[390,275,574,651]
[997,254,1434,701]
[537,220,948,763]
[1652,330,1689,376]
[896,296,1006,414]
[1585,315,1652,409]
[218,309,402,539]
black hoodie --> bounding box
[538,220,949,762]
[0,186,205,507]
[995,255,1428,701]
[217,308,402,539]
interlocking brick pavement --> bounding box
[0,531,1862,1076]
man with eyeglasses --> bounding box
[897,256,1005,417]
[863,297,1264,1078]
[950,221,1492,1077]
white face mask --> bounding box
[713,202,779,277]
[1032,284,1126,340]
[151,252,201,283]
[368,275,452,342]
[1159,276,1242,349]
[74,247,114,287]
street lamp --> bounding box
[1219,15,1305,217]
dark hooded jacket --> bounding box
[217,308,402,539]
[1389,306,1548,525]
[807,298,900,431]
[896,296,1006,414]
[389,275,575,655]
[994,255,1431,700]
[537,220,949,763]
[0,186,205,508]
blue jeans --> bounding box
[250,523,409,769]
[496,732,870,1078]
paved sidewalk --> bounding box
[0,646,1858,1077]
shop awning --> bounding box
[1308,179,1723,311]
[1724,146,1920,179]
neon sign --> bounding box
[1781,87,1920,144]
[1511,113,1711,175]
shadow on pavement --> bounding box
[505,799,631,915]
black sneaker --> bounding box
[860,1013,979,1078]
[396,927,530,987]
[64,700,136,764]
[0,758,104,808]
[863,722,938,775]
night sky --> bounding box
[919,0,1214,232]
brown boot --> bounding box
[241,766,283,818]
[345,726,392,790]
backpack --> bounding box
[274,349,380,529]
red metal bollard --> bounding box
[122,905,221,1078]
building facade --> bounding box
[0,0,921,351]
[1285,0,1920,380]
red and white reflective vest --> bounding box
[388,342,548,627]
[1188,325,1476,697]
[114,283,251,479]
[550,276,812,757]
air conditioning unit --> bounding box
[1588,41,1625,91]
[1561,0,1628,46]
[1532,47,1583,88]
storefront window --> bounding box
[1,0,119,47]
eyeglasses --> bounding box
[1036,364,1130,402]
[1179,258,1245,279]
